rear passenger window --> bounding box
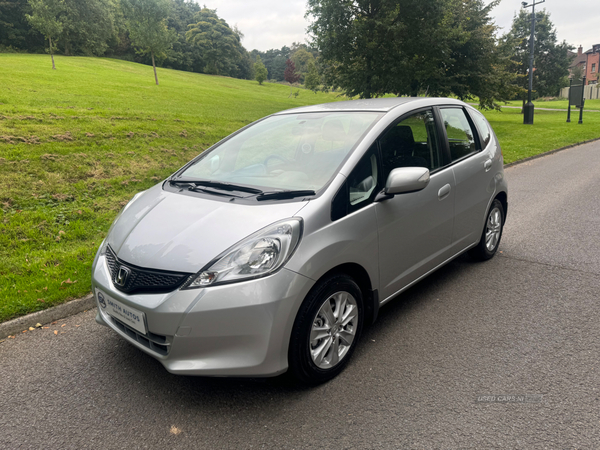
[439,108,477,161]
[470,110,491,148]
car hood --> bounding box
[107,184,309,273]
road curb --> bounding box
[0,294,96,339]
[504,137,600,168]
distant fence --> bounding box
[559,85,600,100]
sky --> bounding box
[199,0,600,53]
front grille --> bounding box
[110,316,170,355]
[105,245,193,295]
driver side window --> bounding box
[379,109,442,181]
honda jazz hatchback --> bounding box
[92,97,507,384]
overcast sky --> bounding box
[200,0,600,52]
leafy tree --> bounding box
[290,47,315,82]
[284,58,300,97]
[122,0,176,85]
[58,0,118,56]
[304,61,320,92]
[26,0,65,69]
[1,0,44,51]
[251,46,290,81]
[186,8,243,76]
[502,9,572,102]
[163,0,202,72]
[306,0,516,108]
[254,55,268,85]
[230,25,253,80]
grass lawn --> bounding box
[1,54,599,322]
[482,107,600,164]
[0,54,342,322]
[501,99,600,110]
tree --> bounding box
[306,0,517,108]
[290,47,315,82]
[251,46,290,81]
[304,61,320,92]
[58,0,118,56]
[254,55,268,85]
[284,58,300,97]
[122,0,176,85]
[1,0,44,51]
[502,9,572,103]
[26,0,65,69]
[186,8,243,76]
[163,0,203,72]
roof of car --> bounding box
[275,97,466,115]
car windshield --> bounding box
[178,111,383,192]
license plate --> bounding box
[96,288,147,335]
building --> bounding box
[570,45,600,85]
[585,45,600,85]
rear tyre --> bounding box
[288,274,364,384]
[469,199,504,261]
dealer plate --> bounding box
[95,288,147,335]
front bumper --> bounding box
[92,253,314,376]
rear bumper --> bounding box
[93,254,314,376]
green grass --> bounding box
[481,108,600,163]
[501,99,600,110]
[0,54,342,322]
[1,54,599,323]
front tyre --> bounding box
[288,274,364,384]
[469,199,505,261]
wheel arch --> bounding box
[314,263,379,326]
[494,190,508,223]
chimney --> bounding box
[578,46,583,56]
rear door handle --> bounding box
[484,159,493,172]
[438,184,451,200]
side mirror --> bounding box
[375,167,430,202]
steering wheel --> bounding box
[263,155,290,172]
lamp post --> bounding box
[521,0,545,125]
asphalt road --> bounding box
[2,141,600,449]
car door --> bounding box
[375,108,456,302]
[437,107,494,251]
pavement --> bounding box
[2,141,600,449]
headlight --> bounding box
[98,239,108,256]
[182,218,303,288]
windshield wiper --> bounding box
[256,190,316,201]
[169,178,263,194]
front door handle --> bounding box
[484,159,493,172]
[438,184,451,200]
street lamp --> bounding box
[521,0,545,125]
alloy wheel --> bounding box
[309,291,358,369]
[485,207,502,251]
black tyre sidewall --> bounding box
[288,274,364,384]
[471,199,504,261]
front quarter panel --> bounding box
[286,181,379,290]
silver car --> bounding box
[92,98,507,384]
